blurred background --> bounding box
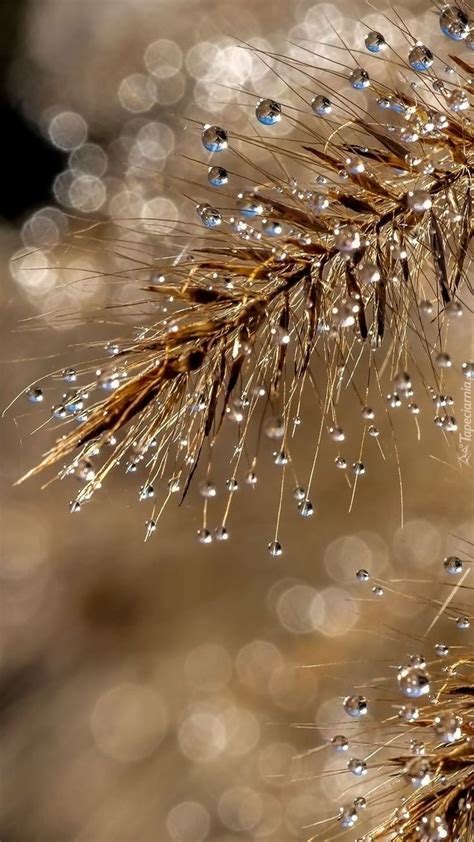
[0,1,472,840]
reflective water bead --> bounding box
[273,450,289,465]
[344,155,365,174]
[350,67,370,89]
[329,426,345,442]
[293,486,306,501]
[352,462,365,475]
[271,325,290,346]
[27,387,44,403]
[255,98,282,125]
[197,528,212,544]
[445,300,463,318]
[215,526,229,541]
[311,94,332,116]
[408,45,434,72]
[447,89,469,112]
[245,470,258,485]
[409,653,426,668]
[139,484,154,500]
[298,499,314,517]
[399,704,419,722]
[434,712,463,742]
[264,416,285,439]
[196,203,222,228]
[407,190,432,212]
[361,406,374,420]
[409,403,420,414]
[353,797,367,811]
[268,540,282,557]
[226,477,239,492]
[358,263,381,285]
[69,500,81,513]
[207,165,228,187]
[75,458,95,482]
[410,739,425,755]
[168,478,180,493]
[456,615,470,629]
[405,757,433,787]
[339,807,357,828]
[51,404,67,419]
[356,568,370,582]
[368,425,379,437]
[462,361,474,378]
[331,734,349,751]
[441,415,457,432]
[365,30,386,52]
[62,368,77,382]
[201,124,228,152]
[372,585,383,596]
[388,393,402,408]
[262,218,282,237]
[335,456,347,469]
[397,666,430,698]
[395,371,412,392]
[334,224,362,252]
[347,757,367,776]
[237,192,264,218]
[343,694,368,717]
[199,480,217,498]
[309,192,330,212]
[439,6,470,40]
[435,352,452,368]
[435,642,449,657]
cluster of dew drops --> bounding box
[329,552,471,836]
[25,5,474,546]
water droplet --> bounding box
[196,202,222,228]
[353,796,367,811]
[334,224,362,252]
[268,540,282,557]
[292,486,306,501]
[226,478,239,492]
[397,666,430,698]
[352,462,365,476]
[311,94,332,116]
[434,711,463,742]
[262,218,282,237]
[349,68,370,89]
[447,88,469,112]
[255,98,282,125]
[208,165,228,187]
[338,807,357,828]
[444,556,463,574]
[368,425,379,438]
[344,155,365,174]
[408,653,426,668]
[388,393,402,408]
[404,757,433,787]
[365,30,386,52]
[62,368,77,382]
[358,263,381,285]
[372,585,383,596]
[343,695,368,717]
[331,734,349,751]
[399,704,419,722]
[199,480,217,498]
[197,528,212,544]
[51,403,67,419]
[271,325,290,346]
[435,352,452,368]
[335,456,347,469]
[215,526,229,541]
[27,387,44,403]
[347,757,367,776]
[456,615,470,629]
[237,192,264,218]
[298,499,314,517]
[273,449,289,465]
[264,416,285,439]
[407,190,432,212]
[435,642,449,657]
[75,458,95,482]
[201,124,228,152]
[445,300,463,318]
[410,739,425,755]
[245,470,257,485]
[356,569,370,582]
[440,6,470,40]
[69,500,81,513]
[139,484,154,500]
[329,426,345,442]
[462,361,474,379]
[408,45,434,72]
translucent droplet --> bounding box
[444,556,463,574]
[237,192,264,218]
[435,642,449,657]
[409,653,426,668]
[335,456,347,469]
[435,352,452,368]
[397,666,430,698]
[361,406,374,420]
[408,45,434,72]
[447,89,469,112]
[27,387,44,403]
[329,426,345,442]
[368,425,379,438]
[262,218,282,237]
[409,403,420,414]
[197,528,212,544]
[334,224,362,252]
[344,155,365,174]
[410,739,425,755]
[62,368,77,382]
[308,191,329,212]
[441,415,457,432]
[349,68,370,89]
[353,796,367,811]
[372,585,383,596]
[264,416,285,439]
[271,325,290,346]
[298,499,314,517]
[358,263,381,285]
[245,470,257,485]
[196,203,222,228]
[255,98,282,125]
[273,449,289,465]
[352,462,365,476]
[208,165,228,187]
[343,695,368,717]
[434,711,463,742]
[268,540,282,557]
[365,30,386,52]
[75,458,95,482]
[356,569,370,582]
[456,616,470,629]
[462,361,474,379]
[215,526,229,541]
[395,371,412,392]
[69,500,81,513]
[405,757,433,787]
[226,478,239,492]
[407,190,432,212]
[388,393,402,408]
[139,484,154,500]
[51,404,67,419]
[311,94,332,116]
[399,704,419,722]
[331,734,349,751]
[199,480,217,498]
[445,300,463,318]
[202,124,228,152]
[439,6,470,40]
[420,300,433,315]
[339,807,357,828]
[347,757,367,776]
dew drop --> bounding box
[62,368,77,382]
[399,704,419,722]
[245,470,258,485]
[338,807,357,828]
[347,757,367,776]
[27,387,44,403]
[407,190,432,212]
[365,30,386,52]
[255,98,282,125]
[356,568,370,582]
[434,711,463,742]
[197,528,212,544]
[207,165,228,187]
[397,666,430,698]
[331,734,349,751]
[349,68,370,89]
[462,361,474,379]
[226,478,239,492]
[447,89,469,112]
[456,616,470,629]
[199,480,217,498]
[264,416,285,439]
[215,526,229,541]
[435,352,452,368]
[201,124,228,152]
[435,642,449,657]
[352,462,365,476]
[311,94,332,116]
[297,499,314,518]
[334,224,362,252]
[358,263,381,285]
[335,456,347,469]
[329,426,345,442]
[268,540,282,557]
[196,203,222,228]
[343,695,368,718]
[405,757,433,787]
[139,484,155,500]
[372,585,383,596]
[439,6,470,40]
[408,45,433,72]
